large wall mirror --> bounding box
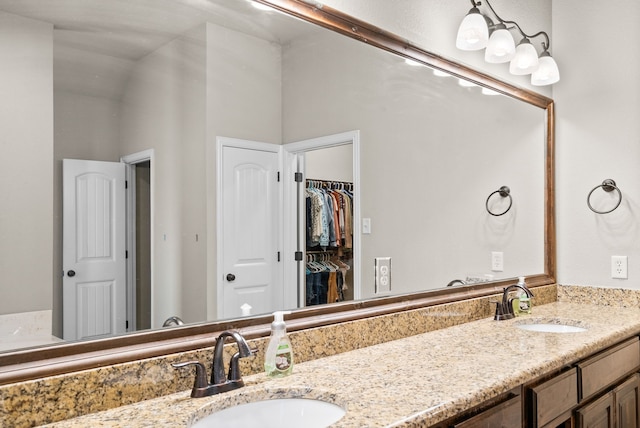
[0,0,554,378]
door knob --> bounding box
[67,270,76,277]
[226,273,236,282]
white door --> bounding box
[282,131,362,304]
[63,159,127,341]
[218,138,282,319]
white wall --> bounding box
[204,22,282,320]
[120,22,281,326]
[305,145,353,182]
[0,12,53,315]
[553,1,640,288]
[120,26,208,328]
[320,0,640,291]
[283,30,544,296]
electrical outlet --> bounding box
[375,257,391,294]
[491,251,504,272]
[612,256,628,279]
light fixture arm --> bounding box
[483,0,551,51]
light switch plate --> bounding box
[362,218,371,234]
[491,251,504,272]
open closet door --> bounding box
[282,131,361,308]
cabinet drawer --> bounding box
[578,337,640,400]
[531,368,578,427]
[453,394,521,428]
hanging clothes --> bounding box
[306,180,353,250]
[305,256,347,306]
[304,179,353,307]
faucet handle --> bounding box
[172,361,208,397]
[228,348,258,381]
[491,299,514,321]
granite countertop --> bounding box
[43,302,640,427]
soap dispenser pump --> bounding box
[264,311,294,378]
[517,276,532,315]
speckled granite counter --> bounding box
[42,301,640,427]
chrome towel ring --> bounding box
[587,179,622,214]
[486,185,512,217]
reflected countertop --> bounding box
[43,302,640,427]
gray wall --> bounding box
[0,12,53,315]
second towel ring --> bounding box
[486,186,512,217]
[587,179,622,214]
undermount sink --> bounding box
[191,398,346,428]
[515,319,588,333]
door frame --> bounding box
[282,130,361,307]
[215,137,284,319]
[120,149,154,332]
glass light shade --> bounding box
[484,24,515,63]
[482,87,500,96]
[509,39,539,75]
[531,53,560,85]
[458,78,477,88]
[456,8,489,51]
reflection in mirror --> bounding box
[0,0,549,356]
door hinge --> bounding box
[294,172,303,183]
[295,251,303,261]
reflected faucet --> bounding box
[446,279,466,287]
[172,330,256,398]
[493,284,534,321]
[162,316,184,327]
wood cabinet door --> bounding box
[614,373,640,428]
[576,392,614,428]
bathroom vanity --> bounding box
[37,299,640,427]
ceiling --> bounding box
[0,0,316,99]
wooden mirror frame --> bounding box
[0,0,554,385]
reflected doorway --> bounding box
[283,130,361,308]
[134,161,151,330]
[121,150,153,332]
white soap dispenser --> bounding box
[264,311,294,378]
[517,276,532,315]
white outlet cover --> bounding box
[612,255,628,279]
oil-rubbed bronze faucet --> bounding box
[172,330,256,398]
[493,284,534,320]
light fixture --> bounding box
[509,38,539,75]
[251,2,273,11]
[455,7,489,51]
[458,78,478,88]
[531,50,560,86]
[455,0,559,85]
[404,58,423,67]
[484,23,515,63]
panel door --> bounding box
[63,159,127,341]
[219,140,282,319]
[614,374,640,428]
[576,392,614,428]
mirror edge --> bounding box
[0,0,555,385]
